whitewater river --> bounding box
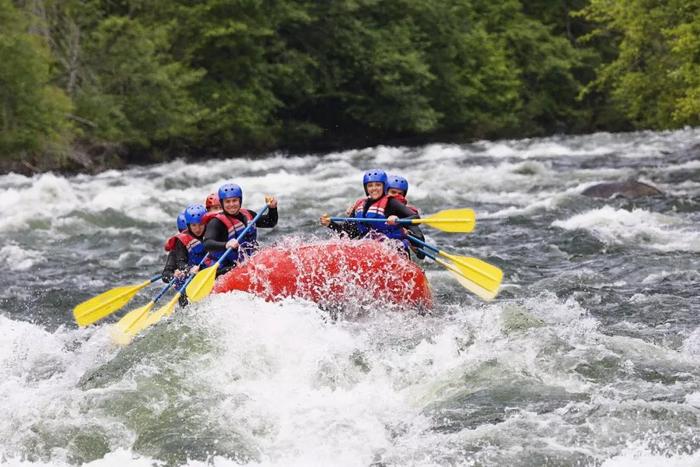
[1,129,699,466]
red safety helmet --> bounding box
[205,193,221,210]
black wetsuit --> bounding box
[162,240,190,283]
[203,207,278,273]
[161,231,206,306]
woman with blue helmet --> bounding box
[162,204,213,289]
[203,182,278,272]
[320,169,425,257]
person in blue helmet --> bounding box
[203,183,278,273]
[386,174,419,214]
[320,169,425,257]
[163,204,213,305]
[164,210,188,253]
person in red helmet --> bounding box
[203,193,222,223]
[205,193,221,213]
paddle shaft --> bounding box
[148,273,162,283]
[152,279,175,303]
[214,205,270,267]
[330,217,413,225]
[407,235,439,253]
[173,253,215,295]
[413,246,462,277]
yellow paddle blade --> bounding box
[186,266,219,303]
[128,293,180,339]
[442,252,503,291]
[115,301,155,335]
[434,257,502,301]
[412,208,476,233]
[73,280,151,327]
[111,301,155,345]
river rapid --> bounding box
[1,129,699,466]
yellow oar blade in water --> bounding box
[126,293,180,340]
[113,293,180,345]
[435,257,500,301]
[111,301,155,345]
[144,294,180,326]
[186,266,219,303]
[411,208,476,233]
[442,253,503,294]
[111,292,180,345]
[73,280,151,327]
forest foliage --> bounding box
[1,0,698,169]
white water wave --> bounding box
[552,207,700,252]
[0,244,42,271]
[600,443,700,467]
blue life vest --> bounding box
[175,232,211,267]
[209,209,257,266]
[349,196,407,247]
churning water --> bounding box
[1,129,699,466]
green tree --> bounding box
[0,0,71,158]
[75,15,204,147]
[581,0,700,128]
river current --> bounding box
[1,129,699,466]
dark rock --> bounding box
[581,180,662,199]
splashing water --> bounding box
[1,129,699,466]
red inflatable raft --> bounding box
[213,239,432,308]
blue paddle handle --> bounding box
[406,235,439,253]
[414,246,437,261]
[174,253,213,294]
[330,217,412,225]
[157,254,210,299]
[217,205,270,266]
[149,274,162,283]
[153,279,177,303]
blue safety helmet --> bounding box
[176,211,187,231]
[218,183,243,203]
[362,169,388,195]
[387,174,409,196]
[184,204,207,225]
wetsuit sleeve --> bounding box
[162,251,176,283]
[246,207,278,228]
[162,240,189,282]
[204,218,228,252]
[386,198,425,259]
[386,198,420,220]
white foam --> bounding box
[601,444,700,467]
[0,316,127,464]
[552,207,700,252]
[0,244,42,271]
[681,327,700,356]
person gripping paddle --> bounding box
[320,169,425,258]
[204,183,278,275]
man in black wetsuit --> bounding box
[203,182,278,274]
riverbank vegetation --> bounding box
[1,0,698,173]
